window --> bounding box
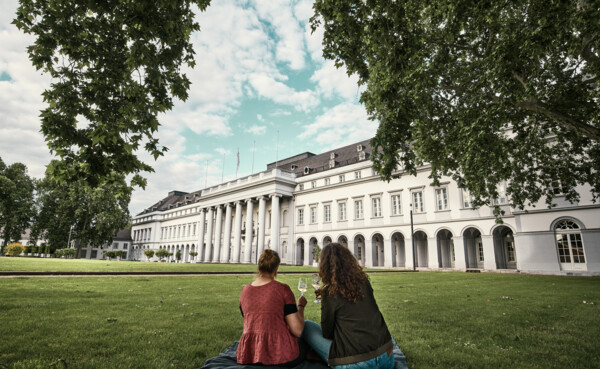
[435,187,449,211]
[555,220,586,264]
[372,197,382,217]
[462,189,473,208]
[412,191,424,213]
[311,181,316,189]
[297,209,304,225]
[299,184,304,190]
[339,174,345,183]
[358,151,366,160]
[324,178,330,185]
[329,159,335,168]
[338,202,347,221]
[477,241,484,262]
[391,194,402,215]
[354,200,363,219]
[193,223,197,236]
[324,204,331,222]
[506,240,516,262]
[355,171,361,179]
[113,242,118,249]
[310,207,317,224]
[552,180,567,196]
[493,182,508,205]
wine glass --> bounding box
[297,278,307,296]
[312,274,322,303]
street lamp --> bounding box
[410,204,416,271]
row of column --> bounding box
[197,194,282,264]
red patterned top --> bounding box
[236,280,299,365]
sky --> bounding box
[0,0,377,216]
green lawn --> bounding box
[0,256,319,273]
[0,264,599,368]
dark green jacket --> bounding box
[321,280,393,366]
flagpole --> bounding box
[275,130,279,169]
[251,140,256,174]
[221,152,225,183]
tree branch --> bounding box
[516,99,600,140]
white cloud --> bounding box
[245,125,267,135]
[257,114,264,122]
[253,0,306,70]
[299,102,378,148]
[311,60,362,100]
[248,73,319,111]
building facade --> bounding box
[131,139,600,275]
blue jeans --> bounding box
[302,320,394,369]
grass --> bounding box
[0,256,319,273]
[0,261,599,368]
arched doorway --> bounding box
[554,219,586,271]
[372,234,384,267]
[309,237,318,265]
[353,235,365,266]
[463,228,483,268]
[437,229,454,268]
[414,231,428,267]
[297,238,305,266]
[338,235,348,248]
[493,226,516,269]
[323,236,332,246]
[392,232,405,267]
[281,241,287,260]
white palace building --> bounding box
[130,139,600,276]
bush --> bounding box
[6,243,26,256]
[313,244,321,262]
[45,245,51,255]
[189,251,198,260]
[55,248,76,258]
[115,250,126,260]
[105,251,116,260]
[155,249,171,261]
[176,250,181,260]
[144,249,155,261]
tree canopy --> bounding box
[13,0,211,193]
[0,157,35,245]
[312,0,600,212]
[31,162,130,256]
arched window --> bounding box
[555,219,586,268]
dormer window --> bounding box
[291,164,298,170]
[304,166,310,175]
[357,145,363,152]
[359,151,366,160]
[330,152,336,159]
[329,159,335,169]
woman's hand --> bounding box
[297,295,307,308]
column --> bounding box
[270,194,281,254]
[232,201,243,263]
[197,210,206,262]
[405,234,415,269]
[204,207,214,262]
[365,238,374,268]
[383,237,393,268]
[428,236,439,269]
[213,205,223,262]
[482,235,496,270]
[453,236,467,269]
[222,203,233,263]
[257,196,267,256]
[243,199,254,263]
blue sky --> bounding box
[0,0,377,215]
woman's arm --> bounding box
[285,295,306,337]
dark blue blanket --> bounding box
[200,338,408,369]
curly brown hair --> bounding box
[319,243,368,303]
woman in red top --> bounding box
[237,250,307,366]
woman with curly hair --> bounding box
[302,243,394,368]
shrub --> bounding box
[115,250,126,260]
[155,249,170,261]
[313,244,321,262]
[105,251,116,260]
[176,250,181,260]
[45,245,51,254]
[189,251,198,260]
[55,248,76,258]
[6,243,26,257]
[144,249,155,261]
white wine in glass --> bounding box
[312,274,322,303]
[298,278,307,296]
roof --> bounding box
[113,228,132,240]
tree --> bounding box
[13,0,211,194]
[5,243,26,257]
[312,0,600,213]
[115,250,126,260]
[0,157,35,246]
[105,250,116,260]
[189,251,198,261]
[30,162,130,257]
[144,249,155,261]
[313,244,321,263]
[175,250,181,261]
[154,249,171,261]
